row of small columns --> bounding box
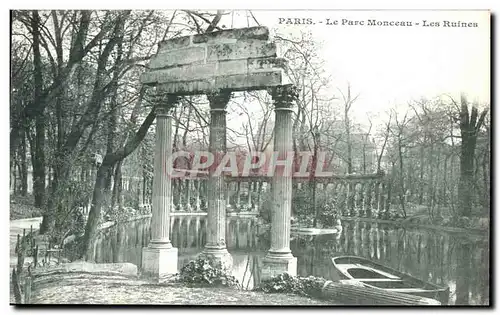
[141,85,298,280]
[170,179,265,213]
[140,178,388,216]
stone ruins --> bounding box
[140,26,298,281]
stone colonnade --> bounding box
[142,85,298,279]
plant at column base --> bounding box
[176,256,240,289]
[255,273,327,299]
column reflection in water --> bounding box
[90,216,489,305]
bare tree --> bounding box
[455,95,488,218]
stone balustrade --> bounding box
[137,173,389,219]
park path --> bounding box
[9,217,43,268]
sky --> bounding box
[219,10,490,129]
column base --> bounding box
[199,247,233,271]
[260,252,297,281]
[141,246,178,279]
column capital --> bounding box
[154,91,181,115]
[207,89,232,110]
[269,84,299,109]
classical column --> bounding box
[261,84,298,280]
[226,181,233,213]
[200,90,232,268]
[186,179,193,212]
[365,181,373,218]
[142,93,179,279]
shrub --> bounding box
[256,273,327,298]
[443,216,472,228]
[258,189,274,223]
[177,256,240,289]
[300,276,328,298]
[260,185,341,228]
[317,198,340,227]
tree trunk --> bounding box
[79,106,157,258]
[82,164,110,260]
[418,145,424,205]
[427,144,435,217]
[482,144,489,214]
[397,136,406,217]
[111,160,123,208]
[40,161,67,234]
[458,147,474,217]
[19,127,28,196]
[31,10,46,208]
[32,92,46,208]
[442,154,449,208]
[312,132,320,227]
[346,125,353,174]
[458,99,487,218]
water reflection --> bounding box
[91,216,489,305]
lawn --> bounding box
[26,272,336,305]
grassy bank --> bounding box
[28,271,335,305]
[10,195,43,220]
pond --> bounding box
[91,215,489,306]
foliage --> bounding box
[259,185,341,228]
[62,235,86,262]
[442,216,473,229]
[257,188,274,223]
[293,186,341,228]
[256,273,326,298]
[48,180,91,243]
[315,197,341,227]
[10,194,44,220]
[176,256,240,289]
[105,206,141,223]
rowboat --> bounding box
[331,256,450,305]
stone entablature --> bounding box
[140,26,288,94]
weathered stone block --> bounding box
[260,255,297,281]
[216,59,248,76]
[207,41,276,61]
[143,69,288,94]
[146,63,217,82]
[141,246,178,279]
[141,26,290,94]
[155,79,212,94]
[214,71,284,91]
[248,57,288,71]
[158,36,191,52]
[149,46,206,69]
[193,26,269,44]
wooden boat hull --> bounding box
[331,256,450,305]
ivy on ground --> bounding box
[176,256,240,289]
[255,273,327,299]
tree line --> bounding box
[10,10,489,260]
